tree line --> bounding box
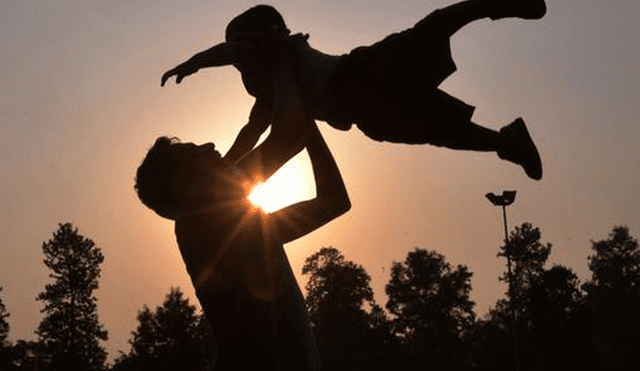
[1,222,639,370]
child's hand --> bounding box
[161,63,197,86]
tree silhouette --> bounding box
[525,265,593,370]
[498,222,551,325]
[492,223,553,371]
[0,286,11,370]
[468,309,514,371]
[113,287,215,371]
[385,248,475,370]
[36,222,108,371]
[583,226,640,370]
[585,226,640,293]
[150,287,200,357]
[302,247,385,371]
[0,286,8,346]
[6,340,39,371]
[474,223,599,371]
[530,266,582,325]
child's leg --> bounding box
[496,117,542,179]
[439,121,500,152]
[414,0,491,40]
[411,89,541,179]
[487,0,547,20]
[438,116,542,180]
[413,0,547,40]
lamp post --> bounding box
[485,191,516,274]
[486,190,521,371]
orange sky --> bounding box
[1,0,639,363]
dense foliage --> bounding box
[583,226,640,371]
[112,287,215,371]
[385,248,475,370]
[302,247,386,371]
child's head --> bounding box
[226,5,290,42]
[135,137,233,219]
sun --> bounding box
[247,156,313,213]
[248,182,283,213]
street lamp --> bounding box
[485,191,516,247]
[486,190,521,371]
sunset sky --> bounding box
[1,0,638,362]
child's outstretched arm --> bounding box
[161,41,246,86]
[224,97,272,163]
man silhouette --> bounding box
[135,117,349,369]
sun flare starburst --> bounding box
[247,159,313,213]
[248,182,283,213]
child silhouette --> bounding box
[162,0,545,180]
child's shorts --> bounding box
[325,8,475,145]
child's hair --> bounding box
[226,5,290,42]
[135,136,199,219]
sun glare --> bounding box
[248,182,281,213]
[247,157,313,213]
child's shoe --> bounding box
[498,118,543,180]
[488,0,547,20]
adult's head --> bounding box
[225,5,290,43]
[135,137,245,219]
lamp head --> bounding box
[485,190,517,206]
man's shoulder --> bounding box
[175,203,265,240]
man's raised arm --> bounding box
[234,60,310,184]
[269,121,351,244]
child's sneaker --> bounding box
[488,0,547,20]
[498,118,543,180]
